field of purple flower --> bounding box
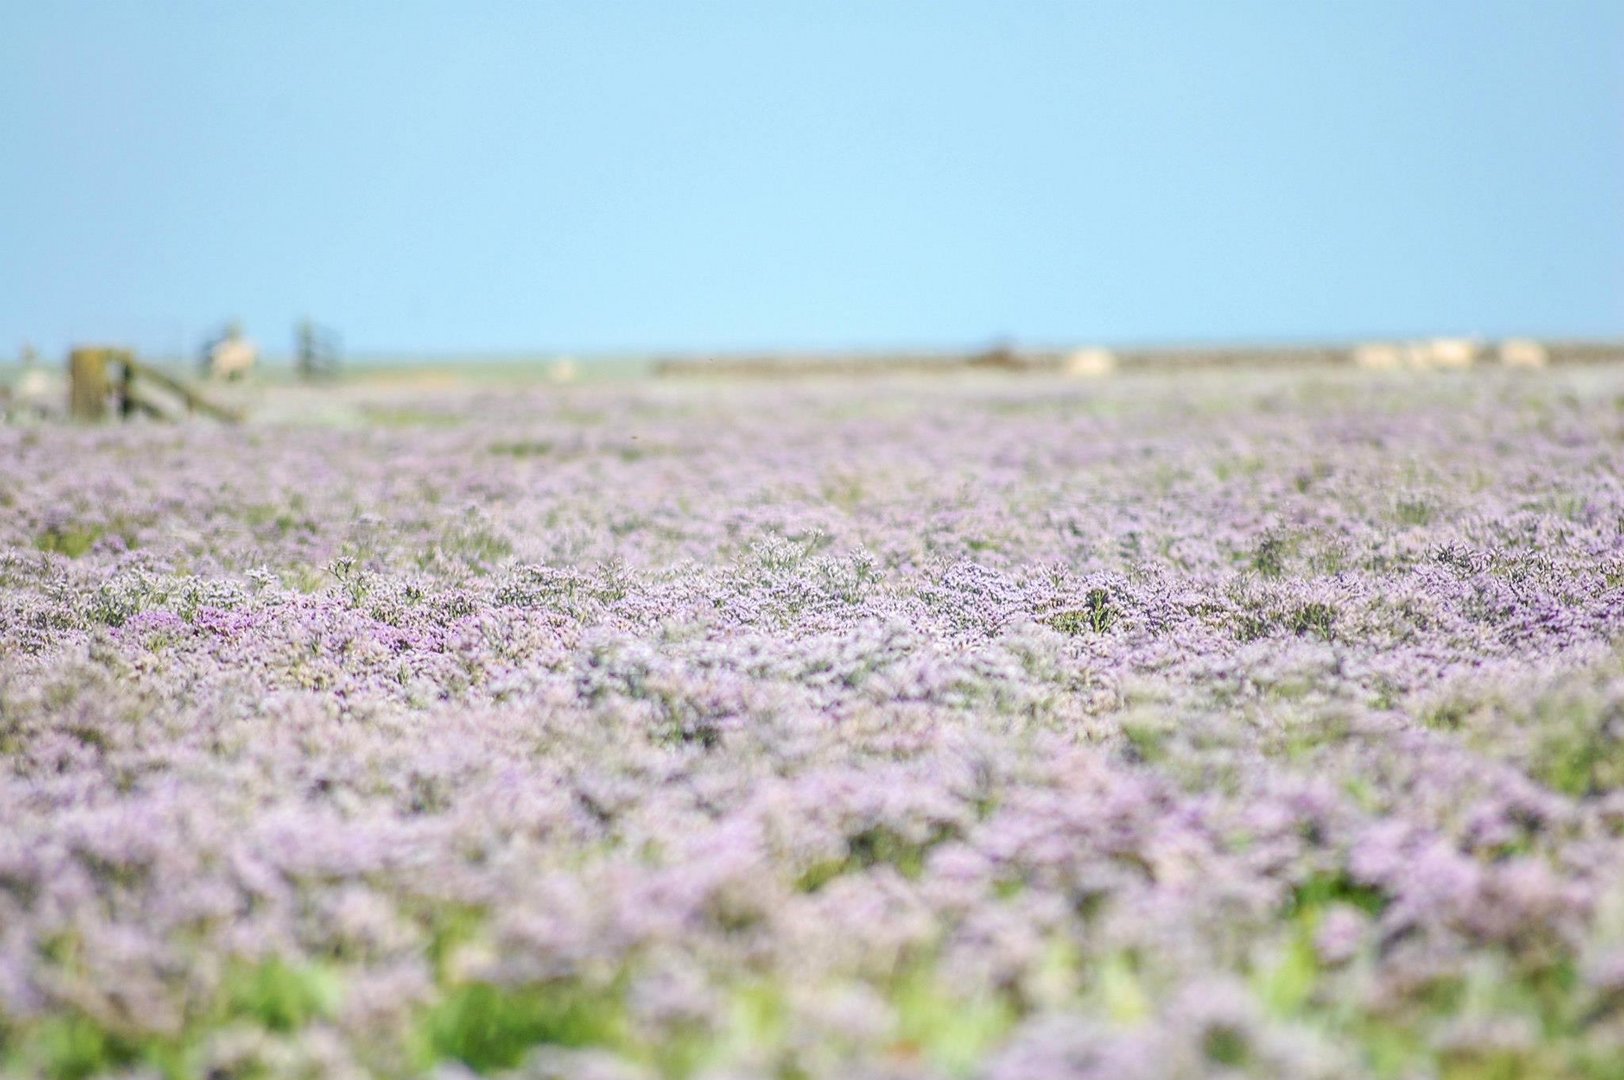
[4,367,1624,1078]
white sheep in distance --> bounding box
[1353,343,1404,371]
[1499,339,1548,369]
[1063,348,1117,378]
[206,329,258,380]
[1420,338,1478,370]
[1353,339,1480,371]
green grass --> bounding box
[796,825,950,892]
[1,957,341,1080]
[488,439,555,458]
[223,955,342,1033]
[891,967,1017,1078]
[35,525,105,558]
[1048,588,1118,635]
[418,981,628,1072]
[1291,601,1339,641]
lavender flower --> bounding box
[3,368,1624,1076]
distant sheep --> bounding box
[1421,338,1478,370]
[207,333,258,380]
[1063,348,1116,378]
[1499,339,1548,369]
[1352,343,1404,371]
[1353,339,1479,371]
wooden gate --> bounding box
[68,347,242,423]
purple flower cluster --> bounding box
[3,368,1624,1077]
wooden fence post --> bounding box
[69,348,111,421]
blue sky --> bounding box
[3,2,1620,358]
